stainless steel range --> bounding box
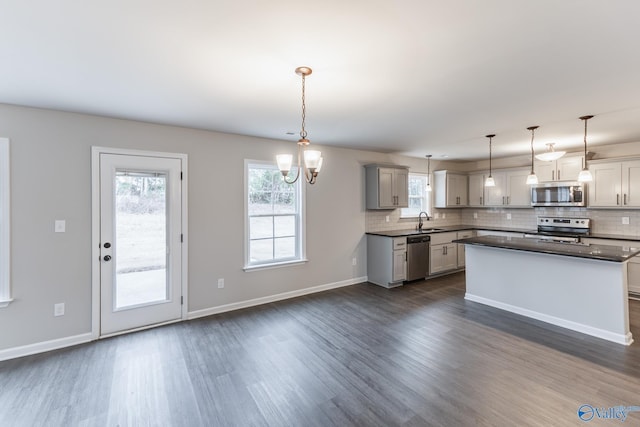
[525,216,591,243]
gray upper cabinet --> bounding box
[434,170,468,208]
[365,164,409,209]
[468,173,486,207]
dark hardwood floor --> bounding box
[2,272,640,426]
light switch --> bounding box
[55,220,66,233]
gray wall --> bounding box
[0,103,408,351]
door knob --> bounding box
[103,255,112,261]
[103,242,111,248]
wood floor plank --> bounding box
[1,272,640,426]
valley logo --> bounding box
[578,404,640,422]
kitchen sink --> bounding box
[419,228,444,233]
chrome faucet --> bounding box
[418,211,431,231]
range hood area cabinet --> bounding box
[365,164,409,209]
[534,154,584,182]
[434,171,468,208]
[588,159,640,208]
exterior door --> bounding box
[99,153,183,336]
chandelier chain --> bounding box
[300,73,307,139]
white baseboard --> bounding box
[465,293,634,346]
[188,276,367,320]
[0,332,93,362]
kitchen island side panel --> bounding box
[464,245,632,345]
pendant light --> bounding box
[577,115,594,182]
[276,66,323,185]
[425,154,432,192]
[535,143,565,162]
[526,126,539,185]
[484,134,496,187]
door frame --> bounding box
[91,146,188,339]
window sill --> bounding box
[0,299,14,308]
[244,259,308,272]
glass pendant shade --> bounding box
[303,149,322,171]
[485,176,495,187]
[526,173,539,185]
[578,169,593,182]
[535,143,565,162]
[276,154,293,175]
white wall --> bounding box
[0,103,416,352]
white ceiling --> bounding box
[1,0,640,160]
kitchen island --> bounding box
[454,235,640,345]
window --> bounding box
[0,138,10,307]
[245,160,305,269]
[401,172,432,218]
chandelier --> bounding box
[276,67,323,184]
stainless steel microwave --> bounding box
[531,182,586,207]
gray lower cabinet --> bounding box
[456,230,475,267]
[429,232,458,275]
[367,235,406,288]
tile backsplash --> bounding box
[367,206,640,238]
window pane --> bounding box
[250,239,273,262]
[250,216,273,239]
[274,237,296,259]
[246,161,302,267]
[274,216,295,237]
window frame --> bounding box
[244,159,306,271]
[0,138,11,307]
[400,172,432,218]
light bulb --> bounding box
[485,176,495,187]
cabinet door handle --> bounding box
[480,196,483,205]
[617,194,620,205]
[507,196,510,205]
[557,170,560,180]
[552,170,555,181]
[443,246,447,255]
[624,194,627,205]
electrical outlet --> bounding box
[55,220,66,233]
[434,212,440,219]
[506,213,512,220]
[385,215,390,222]
[352,257,357,266]
[622,217,630,225]
[442,213,446,219]
[217,278,224,289]
[54,303,65,317]
[473,212,478,219]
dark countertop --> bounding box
[366,225,535,238]
[366,225,640,242]
[453,235,640,263]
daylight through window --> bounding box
[246,161,304,268]
[401,173,432,218]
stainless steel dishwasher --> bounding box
[406,235,430,281]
